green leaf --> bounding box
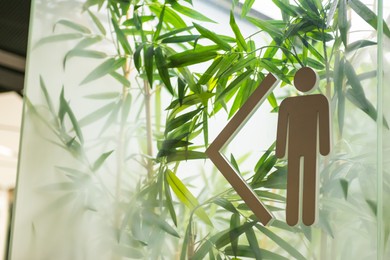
[54,19,91,34]
[92,150,114,171]
[193,23,231,51]
[87,10,106,35]
[167,46,219,68]
[252,155,277,184]
[39,76,56,117]
[245,227,262,260]
[133,43,144,73]
[166,108,201,133]
[344,61,377,122]
[153,5,165,41]
[73,35,104,49]
[229,213,241,257]
[216,69,253,102]
[229,11,247,51]
[215,222,257,249]
[110,71,130,87]
[166,169,212,225]
[84,92,119,100]
[338,0,348,47]
[143,211,180,238]
[334,55,345,135]
[178,77,186,106]
[242,0,255,17]
[123,15,155,26]
[111,18,132,54]
[63,49,107,69]
[346,40,376,52]
[149,4,187,29]
[81,57,126,85]
[340,178,349,199]
[78,101,117,127]
[256,224,305,260]
[212,198,237,213]
[166,150,208,162]
[230,154,240,174]
[349,0,390,38]
[157,26,195,40]
[247,17,283,38]
[198,56,223,85]
[155,47,173,94]
[169,0,216,23]
[164,172,177,226]
[59,88,84,143]
[161,35,200,43]
[34,33,83,48]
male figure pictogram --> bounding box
[276,67,330,226]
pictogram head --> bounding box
[293,67,319,93]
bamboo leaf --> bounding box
[153,5,165,41]
[198,56,223,85]
[215,222,257,249]
[338,0,348,47]
[247,17,283,38]
[193,23,231,51]
[168,0,216,23]
[143,211,180,238]
[166,169,212,225]
[242,0,255,17]
[164,172,177,226]
[59,88,84,143]
[157,26,194,40]
[145,45,155,87]
[87,10,106,35]
[229,213,241,257]
[35,33,83,48]
[54,19,91,34]
[78,101,117,127]
[92,150,114,171]
[123,15,155,26]
[63,49,107,69]
[349,0,390,38]
[155,47,173,94]
[133,43,145,73]
[256,224,306,260]
[81,57,126,85]
[245,227,262,260]
[178,77,186,106]
[161,35,200,43]
[212,198,237,213]
[229,11,247,51]
[166,150,208,162]
[334,55,345,135]
[216,69,253,102]
[346,40,376,52]
[167,46,219,68]
[340,178,349,199]
[110,71,130,87]
[73,35,104,49]
[149,4,187,29]
[112,18,132,54]
[84,92,119,100]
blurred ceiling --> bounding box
[0,0,31,95]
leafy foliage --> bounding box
[28,0,389,259]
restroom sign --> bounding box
[206,67,330,226]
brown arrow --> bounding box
[206,73,278,226]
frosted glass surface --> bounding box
[10,0,389,259]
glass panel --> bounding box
[10,0,388,259]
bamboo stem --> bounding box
[144,79,154,179]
